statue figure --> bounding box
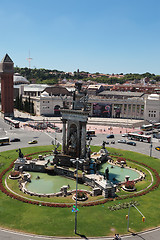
[75,81,82,92]
[79,94,88,111]
[16,148,24,158]
[87,136,92,147]
[86,146,91,160]
[105,167,109,180]
[52,140,60,154]
[72,91,76,110]
[102,141,106,149]
[69,130,77,149]
[60,94,68,109]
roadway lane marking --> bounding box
[44,132,56,140]
[44,132,62,145]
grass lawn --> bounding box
[0,145,160,237]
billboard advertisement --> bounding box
[93,103,112,117]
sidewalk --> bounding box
[14,109,140,135]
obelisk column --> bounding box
[62,119,67,153]
[81,122,86,158]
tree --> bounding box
[19,95,23,110]
[15,95,20,109]
[31,101,34,114]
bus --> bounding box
[141,124,153,131]
[86,130,96,137]
[153,122,160,129]
[0,137,10,146]
[4,117,20,128]
[128,133,151,143]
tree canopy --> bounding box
[14,67,160,85]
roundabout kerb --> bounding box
[0,150,160,208]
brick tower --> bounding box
[0,54,14,117]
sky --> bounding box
[0,0,160,74]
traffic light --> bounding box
[126,215,128,220]
[142,217,145,222]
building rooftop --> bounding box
[99,91,144,97]
[14,73,29,85]
[1,54,13,63]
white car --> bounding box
[118,139,126,144]
[122,133,129,137]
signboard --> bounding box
[93,103,112,117]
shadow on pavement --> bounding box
[129,231,146,240]
[76,233,88,239]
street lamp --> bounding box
[149,121,153,157]
[70,158,84,234]
[127,204,145,232]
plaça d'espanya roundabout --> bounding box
[0,84,160,237]
[0,145,160,238]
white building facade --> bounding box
[144,94,160,122]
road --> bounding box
[0,227,159,240]
[0,117,159,159]
[0,116,159,239]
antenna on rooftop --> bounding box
[27,50,33,69]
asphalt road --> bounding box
[0,117,159,159]
[0,227,159,240]
[0,116,159,239]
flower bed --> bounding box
[122,181,136,192]
[72,191,88,201]
[116,157,126,164]
[9,170,21,179]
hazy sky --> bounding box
[0,0,160,74]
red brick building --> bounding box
[0,54,14,117]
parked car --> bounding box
[111,140,115,144]
[10,138,20,142]
[106,134,114,138]
[118,139,126,144]
[28,140,38,144]
[127,141,136,146]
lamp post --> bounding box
[149,121,153,157]
[70,158,84,234]
[127,204,145,232]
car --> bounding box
[111,140,115,144]
[122,133,129,137]
[28,140,38,144]
[127,141,136,146]
[118,139,126,144]
[155,146,160,151]
[10,138,20,142]
[106,134,114,138]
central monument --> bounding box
[61,82,89,159]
